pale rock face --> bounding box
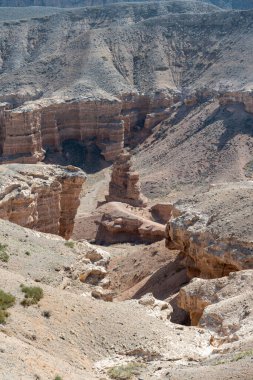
[75,240,111,267]
[178,270,253,345]
[0,163,86,239]
[79,264,107,284]
[106,151,147,207]
[138,293,172,321]
[66,240,111,286]
[91,287,114,302]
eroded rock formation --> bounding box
[165,182,253,278]
[0,94,179,165]
[0,98,124,164]
[0,163,86,238]
[73,201,165,244]
[98,202,164,244]
[178,270,253,345]
[106,150,147,207]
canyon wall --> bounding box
[0,94,177,165]
[0,163,86,238]
[219,90,253,113]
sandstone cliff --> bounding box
[0,164,86,238]
[0,94,178,165]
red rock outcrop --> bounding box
[150,203,174,224]
[40,97,124,162]
[0,163,86,238]
[0,97,124,164]
[106,150,147,207]
[0,93,178,165]
[121,93,178,145]
[0,103,45,163]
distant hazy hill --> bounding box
[0,0,252,9]
[205,0,253,9]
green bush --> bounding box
[0,310,9,324]
[54,376,63,380]
[107,362,143,380]
[0,289,16,324]
[20,285,43,307]
[64,241,75,249]
[0,243,9,262]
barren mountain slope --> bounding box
[0,2,252,102]
[134,99,253,197]
[0,0,227,101]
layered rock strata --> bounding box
[106,150,147,207]
[0,98,124,164]
[0,94,178,165]
[165,182,253,278]
[0,163,86,238]
[219,90,253,113]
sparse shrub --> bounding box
[0,310,9,324]
[107,362,143,380]
[42,310,51,319]
[0,243,9,262]
[64,240,75,249]
[232,349,253,362]
[25,251,31,256]
[54,376,63,380]
[0,289,16,324]
[20,285,43,307]
[214,349,253,366]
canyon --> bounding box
[0,1,252,379]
